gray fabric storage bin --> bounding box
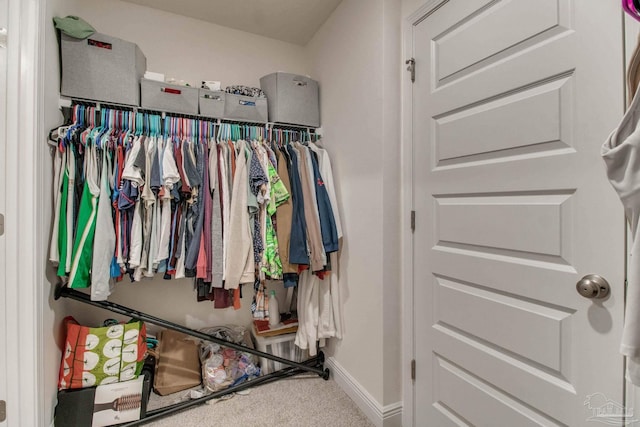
[199,89,225,118]
[223,93,268,123]
[260,73,320,127]
[141,79,199,115]
[60,33,146,105]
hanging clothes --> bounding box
[275,149,298,276]
[309,142,343,239]
[210,141,224,288]
[224,140,254,289]
[50,105,345,352]
[91,148,116,301]
[49,148,64,265]
[295,143,326,272]
[285,144,310,266]
[603,83,640,384]
[68,144,100,288]
[261,154,289,279]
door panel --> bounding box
[434,0,561,84]
[412,0,625,425]
[434,275,572,372]
[434,77,572,167]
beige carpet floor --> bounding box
[145,375,375,427]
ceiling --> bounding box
[122,0,343,46]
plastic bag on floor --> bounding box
[199,325,260,392]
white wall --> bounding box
[305,0,403,412]
[63,0,310,90]
[382,0,402,411]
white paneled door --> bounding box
[411,0,626,425]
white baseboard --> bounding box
[325,357,403,427]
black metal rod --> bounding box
[122,365,313,426]
[55,284,325,375]
[268,122,317,132]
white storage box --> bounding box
[199,89,225,118]
[141,79,199,115]
[60,33,146,105]
[223,93,268,123]
[260,72,320,127]
[251,331,308,375]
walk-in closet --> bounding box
[3,0,403,425]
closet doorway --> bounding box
[0,0,7,421]
[407,0,626,425]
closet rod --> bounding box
[54,283,330,378]
[268,122,317,132]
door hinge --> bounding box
[0,399,6,422]
[411,210,416,233]
[0,213,4,236]
[406,58,415,83]
[411,359,416,381]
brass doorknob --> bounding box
[576,274,610,299]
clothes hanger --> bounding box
[118,110,128,149]
[61,105,79,151]
[148,113,154,138]
[80,106,94,147]
[203,121,208,144]
[92,108,106,149]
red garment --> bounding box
[174,141,190,193]
[196,234,206,279]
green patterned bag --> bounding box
[58,316,147,390]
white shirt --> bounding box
[602,84,640,385]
